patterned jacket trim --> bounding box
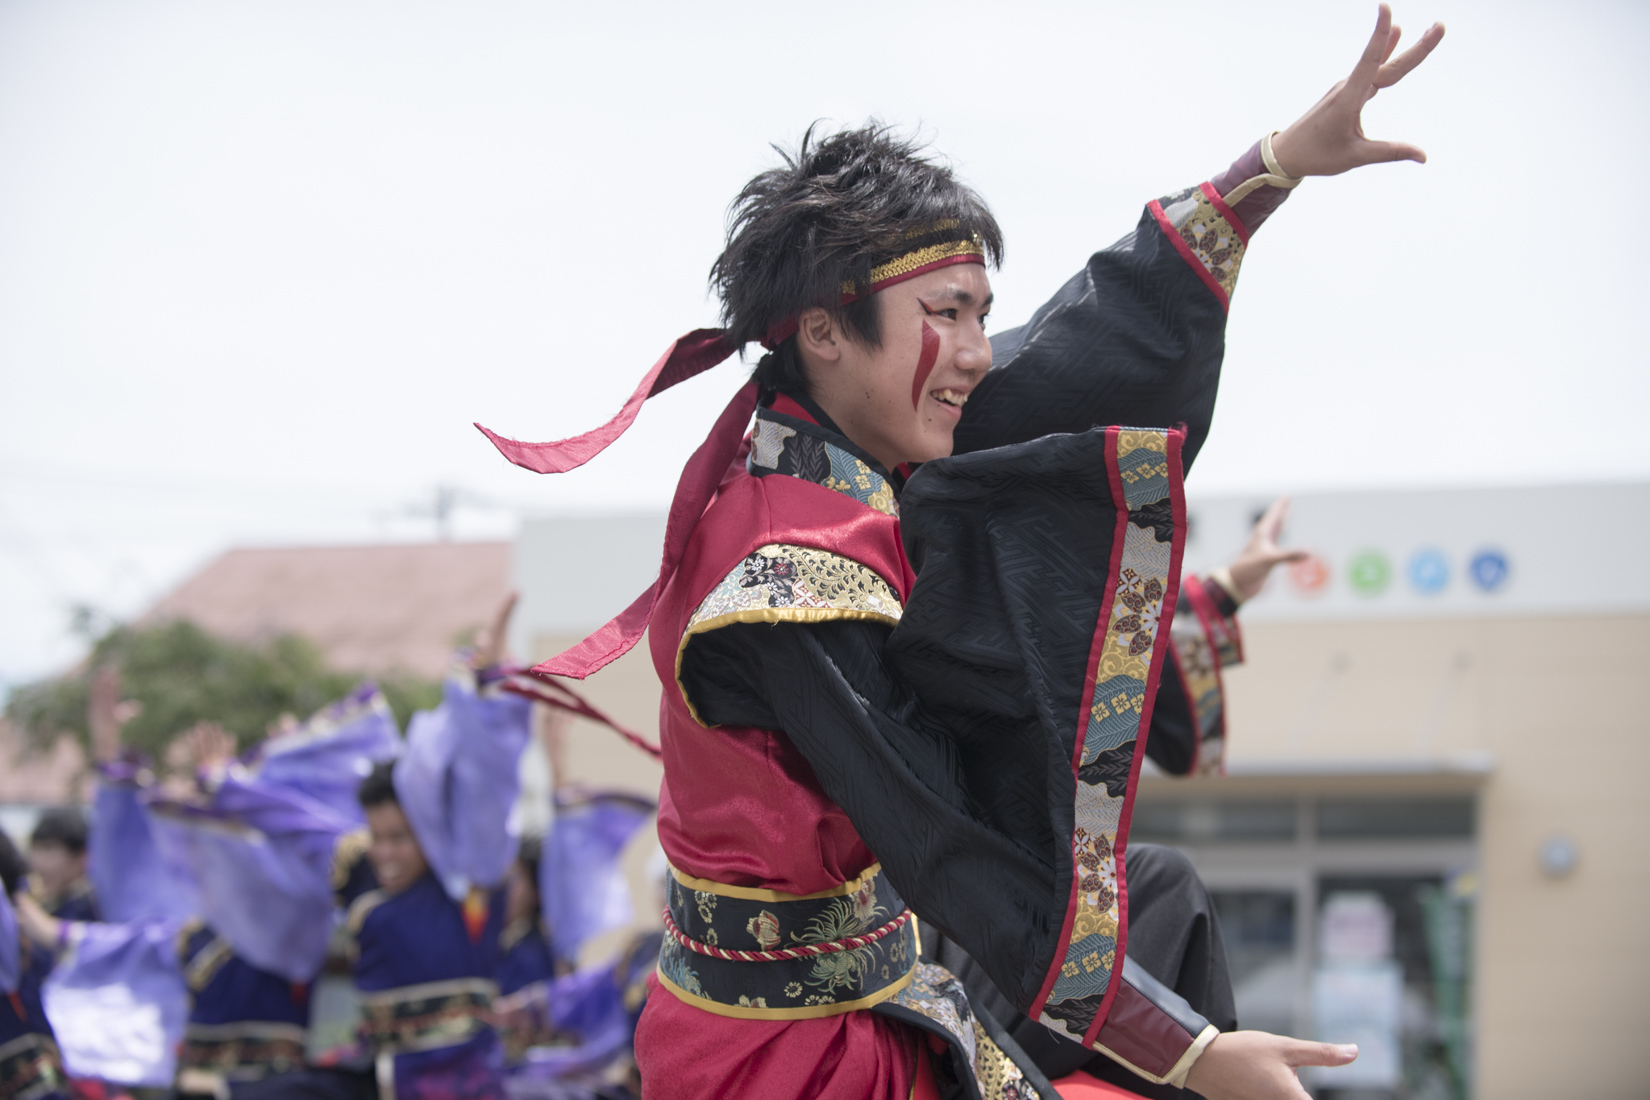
[747,412,899,517]
[1028,426,1187,1050]
[1148,182,1248,311]
[1184,570,1243,668]
[674,542,904,727]
[346,888,387,938]
[499,916,542,954]
[873,963,1057,1100]
[669,860,883,903]
[1167,588,1225,778]
[332,828,370,892]
[183,932,236,993]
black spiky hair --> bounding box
[29,807,88,854]
[357,760,399,809]
[710,121,1003,398]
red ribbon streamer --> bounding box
[475,332,757,681]
[504,674,663,760]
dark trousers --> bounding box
[920,843,1236,1099]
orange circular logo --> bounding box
[1288,553,1331,597]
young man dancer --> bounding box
[338,595,533,1099]
[480,9,1444,1098]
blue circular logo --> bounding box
[1468,549,1510,593]
[1408,549,1449,595]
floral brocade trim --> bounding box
[655,865,918,1020]
[357,978,497,1055]
[1169,605,1225,777]
[1187,573,1243,668]
[180,1022,308,1078]
[873,964,1049,1100]
[0,1033,67,1100]
[675,543,904,726]
[749,415,898,516]
[1036,426,1183,1047]
[1149,182,1248,308]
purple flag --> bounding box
[396,677,532,899]
[245,682,402,824]
[89,764,201,924]
[542,791,655,963]
[147,773,349,982]
[42,918,190,1086]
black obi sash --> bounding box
[654,865,1057,1100]
[656,862,918,1020]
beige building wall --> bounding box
[1217,613,1650,1100]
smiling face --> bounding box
[797,264,993,471]
[366,801,429,896]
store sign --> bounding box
[1179,484,1650,621]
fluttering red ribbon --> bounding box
[476,330,756,681]
[504,674,663,760]
[476,329,740,476]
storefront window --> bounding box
[1133,792,1477,1098]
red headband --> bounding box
[762,235,989,348]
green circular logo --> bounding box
[1347,550,1390,596]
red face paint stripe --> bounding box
[912,320,940,412]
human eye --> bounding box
[917,299,959,321]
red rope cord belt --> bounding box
[661,906,914,963]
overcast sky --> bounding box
[2,0,1646,687]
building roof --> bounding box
[141,541,512,679]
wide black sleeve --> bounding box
[956,145,1296,474]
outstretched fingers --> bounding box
[1377,21,1446,87]
[1351,3,1397,86]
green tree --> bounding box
[5,619,440,760]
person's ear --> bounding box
[796,307,842,364]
